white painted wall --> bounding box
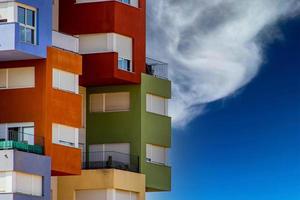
[78,33,132,61]
[52,31,79,53]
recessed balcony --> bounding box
[82,151,140,173]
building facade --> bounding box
[0,0,171,199]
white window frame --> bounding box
[0,67,35,90]
[90,92,130,113]
[17,3,37,45]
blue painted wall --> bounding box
[0,0,52,60]
[16,0,52,58]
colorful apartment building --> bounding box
[0,0,171,200]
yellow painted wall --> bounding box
[57,169,145,200]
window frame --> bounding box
[118,57,132,72]
[17,4,37,45]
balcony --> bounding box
[0,0,52,61]
[82,151,140,173]
[146,57,169,80]
[0,130,44,155]
[52,31,79,53]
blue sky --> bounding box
[148,12,300,200]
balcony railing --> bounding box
[0,131,44,155]
[146,57,169,80]
[82,151,139,173]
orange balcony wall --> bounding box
[0,47,82,176]
[59,0,146,85]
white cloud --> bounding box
[147,0,300,128]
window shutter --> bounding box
[0,69,7,88]
[59,125,76,146]
[90,94,103,112]
[60,70,76,92]
[105,92,130,112]
[8,67,34,88]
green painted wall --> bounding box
[86,73,171,191]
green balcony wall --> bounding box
[86,73,171,191]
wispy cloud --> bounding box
[147,0,300,128]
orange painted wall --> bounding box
[59,0,146,86]
[0,47,83,175]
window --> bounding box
[0,122,35,145]
[120,0,130,4]
[118,57,131,72]
[146,144,169,165]
[90,92,130,113]
[146,94,168,116]
[0,171,42,196]
[0,67,35,89]
[18,6,36,44]
[53,68,79,94]
[52,123,79,148]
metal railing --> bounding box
[82,151,139,173]
[0,130,44,154]
[146,57,169,80]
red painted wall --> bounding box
[59,0,146,86]
[0,47,82,176]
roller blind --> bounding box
[52,123,78,148]
[59,125,76,146]
[31,175,42,196]
[90,92,130,112]
[0,69,6,88]
[146,94,168,116]
[90,94,104,112]
[52,68,78,94]
[146,144,168,165]
[7,67,35,88]
[105,92,130,112]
